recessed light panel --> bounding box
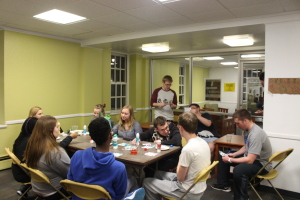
[221,62,238,65]
[34,9,87,24]
[142,42,169,53]
[223,34,253,47]
[203,56,224,60]
[241,54,262,58]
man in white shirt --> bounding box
[143,112,211,199]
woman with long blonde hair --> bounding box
[112,105,142,139]
[23,115,70,199]
[28,106,43,118]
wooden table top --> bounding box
[60,134,181,169]
[214,135,245,146]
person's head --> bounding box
[28,106,43,118]
[89,117,112,146]
[259,72,265,87]
[232,109,252,130]
[178,112,198,134]
[189,103,200,114]
[120,105,134,122]
[21,117,38,136]
[162,75,173,91]
[154,116,169,136]
[94,104,106,117]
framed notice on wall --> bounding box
[205,79,221,101]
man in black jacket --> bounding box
[132,116,182,177]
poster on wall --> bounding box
[269,78,300,94]
[205,79,221,101]
[224,83,235,92]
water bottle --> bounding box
[157,140,161,153]
[136,133,140,146]
[83,125,87,133]
[112,134,118,149]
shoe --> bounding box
[211,184,231,192]
[125,188,145,200]
[16,184,31,196]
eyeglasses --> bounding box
[158,125,169,132]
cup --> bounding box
[226,134,232,143]
[71,125,78,131]
[130,146,138,155]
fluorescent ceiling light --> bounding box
[221,62,238,65]
[155,0,181,3]
[34,9,87,24]
[142,42,169,53]
[203,56,224,60]
[234,67,239,69]
[223,34,253,47]
[241,54,262,58]
[185,57,203,61]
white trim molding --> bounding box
[267,132,300,141]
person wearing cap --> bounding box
[189,103,219,159]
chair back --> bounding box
[60,179,112,200]
[181,137,187,147]
[269,148,294,169]
[220,118,236,137]
[5,147,31,177]
[194,161,219,183]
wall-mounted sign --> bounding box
[224,83,235,92]
[205,79,221,101]
[269,78,300,94]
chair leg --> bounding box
[18,185,32,200]
[267,180,284,200]
[249,183,263,200]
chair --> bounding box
[181,137,187,147]
[161,161,219,200]
[220,118,236,137]
[249,148,294,200]
[5,148,32,200]
[20,163,70,200]
[60,179,112,200]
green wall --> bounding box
[192,66,209,103]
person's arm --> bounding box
[114,166,128,200]
[228,146,246,158]
[222,153,257,164]
[196,113,212,127]
[50,149,70,179]
[112,124,119,135]
[170,89,178,109]
[134,121,143,134]
[161,124,181,146]
[176,164,188,182]
[59,136,72,149]
[139,127,155,141]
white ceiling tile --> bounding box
[92,0,158,11]
[151,17,195,27]
[187,10,235,23]
[58,0,119,19]
[96,27,132,36]
[279,0,300,11]
[27,0,80,7]
[93,12,147,27]
[69,19,115,31]
[122,22,161,32]
[218,0,276,8]
[71,31,106,40]
[229,2,283,18]
[163,0,226,15]
[0,0,49,16]
[0,10,25,24]
[124,4,182,22]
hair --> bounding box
[23,115,60,168]
[28,106,42,117]
[89,117,111,146]
[154,116,167,128]
[189,103,200,108]
[259,72,265,81]
[162,75,173,83]
[118,105,135,131]
[178,112,198,133]
[94,103,106,117]
[232,109,252,121]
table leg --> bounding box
[138,168,143,186]
[214,144,219,179]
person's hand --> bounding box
[158,103,166,108]
[131,138,136,145]
[228,153,235,158]
[222,155,230,163]
[170,104,177,109]
[69,132,79,139]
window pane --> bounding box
[116,70,120,82]
[116,56,120,68]
[121,70,125,82]
[117,85,121,96]
[111,98,115,110]
[179,86,182,94]
[117,98,121,110]
[121,57,126,69]
[111,55,115,68]
[182,86,184,94]
[179,96,183,104]
[111,69,115,82]
[111,85,115,96]
[180,67,184,75]
[122,85,126,96]
[122,98,126,107]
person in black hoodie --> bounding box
[132,116,182,177]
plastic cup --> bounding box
[130,146,138,155]
[226,134,232,143]
[71,125,78,131]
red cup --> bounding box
[130,146,138,155]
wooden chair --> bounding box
[5,148,32,200]
[20,163,70,200]
[161,161,219,200]
[218,107,229,118]
[220,118,236,137]
[249,148,294,200]
[60,179,112,200]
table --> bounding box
[213,135,245,178]
[140,122,153,132]
[61,134,181,185]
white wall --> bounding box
[264,19,300,193]
[209,67,239,113]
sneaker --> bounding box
[16,184,31,196]
[125,188,145,200]
[211,184,231,192]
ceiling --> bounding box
[0,0,299,60]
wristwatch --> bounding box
[228,158,232,163]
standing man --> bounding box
[151,75,177,122]
[189,103,219,159]
[143,112,210,200]
[211,109,272,200]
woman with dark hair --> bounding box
[23,115,70,199]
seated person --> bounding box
[112,105,142,140]
[189,103,219,158]
[91,103,114,127]
[23,116,70,200]
[132,116,181,177]
[28,106,43,118]
[68,117,144,200]
[143,112,210,200]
